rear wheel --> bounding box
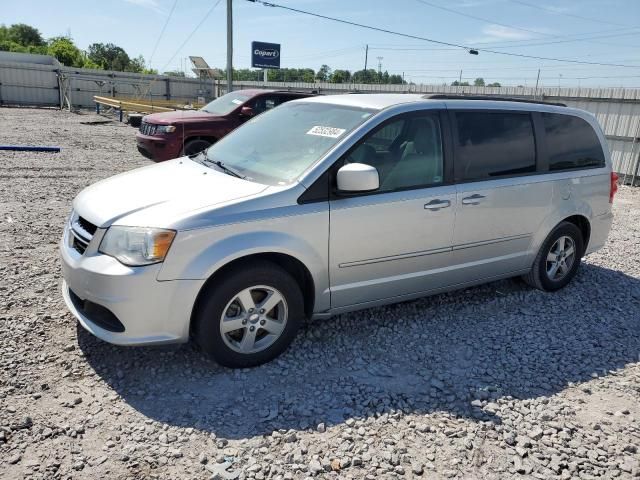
[182,138,212,156]
[194,261,304,368]
[523,221,584,291]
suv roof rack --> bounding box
[423,94,566,107]
[275,89,321,95]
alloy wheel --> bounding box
[546,235,576,281]
[219,285,288,354]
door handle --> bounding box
[461,194,486,205]
[424,199,451,210]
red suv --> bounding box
[136,89,314,161]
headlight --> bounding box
[99,226,176,266]
[156,125,176,133]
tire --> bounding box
[182,139,212,156]
[193,261,304,368]
[523,221,584,292]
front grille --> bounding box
[69,216,97,255]
[140,121,157,136]
[72,236,88,254]
[78,217,97,236]
[68,289,125,333]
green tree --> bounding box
[330,69,351,83]
[473,77,485,86]
[352,69,377,83]
[487,81,501,87]
[47,36,84,67]
[451,80,470,86]
[0,39,28,53]
[127,55,155,73]
[87,42,131,71]
[6,23,45,47]
[315,64,332,82]
[300,68,315,83]
[163,70,186,77]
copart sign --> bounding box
[251,41,281,69]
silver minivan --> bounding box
[60,94,617,367]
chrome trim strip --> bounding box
[71,220,93,243]
[452,233,531,251]
[339,246,451,268]
[338,233,531,268]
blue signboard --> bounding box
[251,41,281,69]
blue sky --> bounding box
[4,0,640,87]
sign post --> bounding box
[252,41,280,86]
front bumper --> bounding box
[60,226,203,346]
[135,132,182,162]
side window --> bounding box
[345,113,444,192]
[454,111,536,182]
[542,113,605,171]
[250,96,280,114]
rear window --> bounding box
[455,112,536,181]
[542,113,605,171]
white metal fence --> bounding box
[0,59,638,184]
[0,59,216,109]
[229,81,640,185]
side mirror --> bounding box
[240,106,255,117]
[336,163,379,193]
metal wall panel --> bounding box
[1,62,638,183]
[0,62,59,106]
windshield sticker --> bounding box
[231,98,243,105]
[306,125,347,138]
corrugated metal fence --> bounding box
[1,59,638,184]
[231,81,640,185]
[0,59,215,109]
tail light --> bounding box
[610,172,619,203]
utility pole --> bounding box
[459,70,462,84]
[377,56,383,83]
[364,44,368,71]
[226,0,233,93]
[534,68,540,98]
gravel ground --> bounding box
[1,107,639,480]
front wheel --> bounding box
[193,261,304,368]
[182,138,212,156]
[523,221,584,291]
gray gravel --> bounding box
[1,107,639,480]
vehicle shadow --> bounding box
[77,263,640,440]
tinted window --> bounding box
[542,113,605,171]
[251,95,281,114]
[455,112,536,181]
[345,113,443,192]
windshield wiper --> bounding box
[204,157,245,179]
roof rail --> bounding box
[275,89,320,95]
[423,94,566,107]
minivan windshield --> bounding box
[203,102,375,185]
[201,91,251,115]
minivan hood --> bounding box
[73,158,268,228]
[144,109,218,123]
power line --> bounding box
[140,0,222,99]
[507,0,635,28]
[414,0,640,48]
[245,0,640,69]
[368,27,640,50]
[414,0,554,38]
[148,0,179,69]
[159,0,223,73]
[369,29,640,52]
